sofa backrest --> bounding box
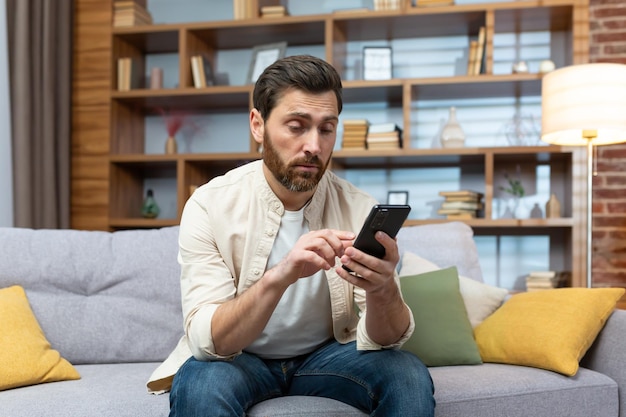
[0,226,183,365]
[0,221,483,365]
[397,222,483,282]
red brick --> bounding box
[604,175,626,186]
[609,230,626,239]
[594,189,626,199]
[594,8,626,19]
[603,20,626,30]
[594,215,626,228]
[605,44,626,54]
[607,201,626,212]
[591,0,626,6]
[595,160,626,172]
[594,32,626,42]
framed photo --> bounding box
[363,46,393,80]
[247,42,288,84]
[387,191,409,205]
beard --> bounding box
[262,130,330,193]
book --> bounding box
[261,5,288,18]
[368,122,400,134]
[473,26,486,75]
[439,190,483,199]
[467,40,478,75]
[440,200,483,210]
[525,271,570,291]
[117,57,142,91]
[113,1,152,27]
[190,56,204,88]
[416,0,454,6]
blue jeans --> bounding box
[169,340,435,417]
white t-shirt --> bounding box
[246,206,333,359]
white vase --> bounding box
[440,107,465,148]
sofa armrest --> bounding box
[581,309,626,417]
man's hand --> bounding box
[271,229,356,287]
[337,230,399,293]
[336,231,410,346]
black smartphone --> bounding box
[343,204,411,272]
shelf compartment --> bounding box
[187,16,327,50]
[409,73,542,101]
[111,86,252,111]
[109,159,178,221]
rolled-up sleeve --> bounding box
[178,196,240,361]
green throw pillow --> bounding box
[401,267,482,366]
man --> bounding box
[148,55,435,416]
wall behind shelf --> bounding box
[135,0,564,290]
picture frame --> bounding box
[363,46,393,80]
[387,190,409,205]
[247,41,288,84]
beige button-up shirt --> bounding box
[147,160,414,393]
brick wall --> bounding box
[589,0,626,292]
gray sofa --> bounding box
[0,223,624,417]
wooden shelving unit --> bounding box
[70,0,589,288]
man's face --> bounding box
[258,89,339,193]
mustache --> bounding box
[291,155,323,168]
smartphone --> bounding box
[343,204,411,272]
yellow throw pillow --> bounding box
[0,285,80,391]
[474,287,624,376]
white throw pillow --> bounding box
[399,252,508,327]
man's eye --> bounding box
[288,125,303,132]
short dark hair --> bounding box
[252,55,343,121]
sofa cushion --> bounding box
[399,251,508,327]
[430,364,618,417]
[400,267,482,366]
[0,363,170,417]
[0,285,80,391]
[474,287,625,376]
[396,222,483,282]
[0,227,183,365]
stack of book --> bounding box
[437,190,484,219]
[526,271,571,291]
[467,26,486,75]
[374,0,403,10]
[366,122,403,150]
[261,5,288,18]
[113,1,153,27]
[342,119,370,150]
[233,0,256,19]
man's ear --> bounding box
[250,108,264,146]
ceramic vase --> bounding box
[440,107,465,148]
[546,193,561,218]
[165,136,178,154]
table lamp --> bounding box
[541,63,626,288]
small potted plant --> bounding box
[499,165,525,218]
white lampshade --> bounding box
[541,63,626,146]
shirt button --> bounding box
[253,269,261,276]
[266,229,275,237]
